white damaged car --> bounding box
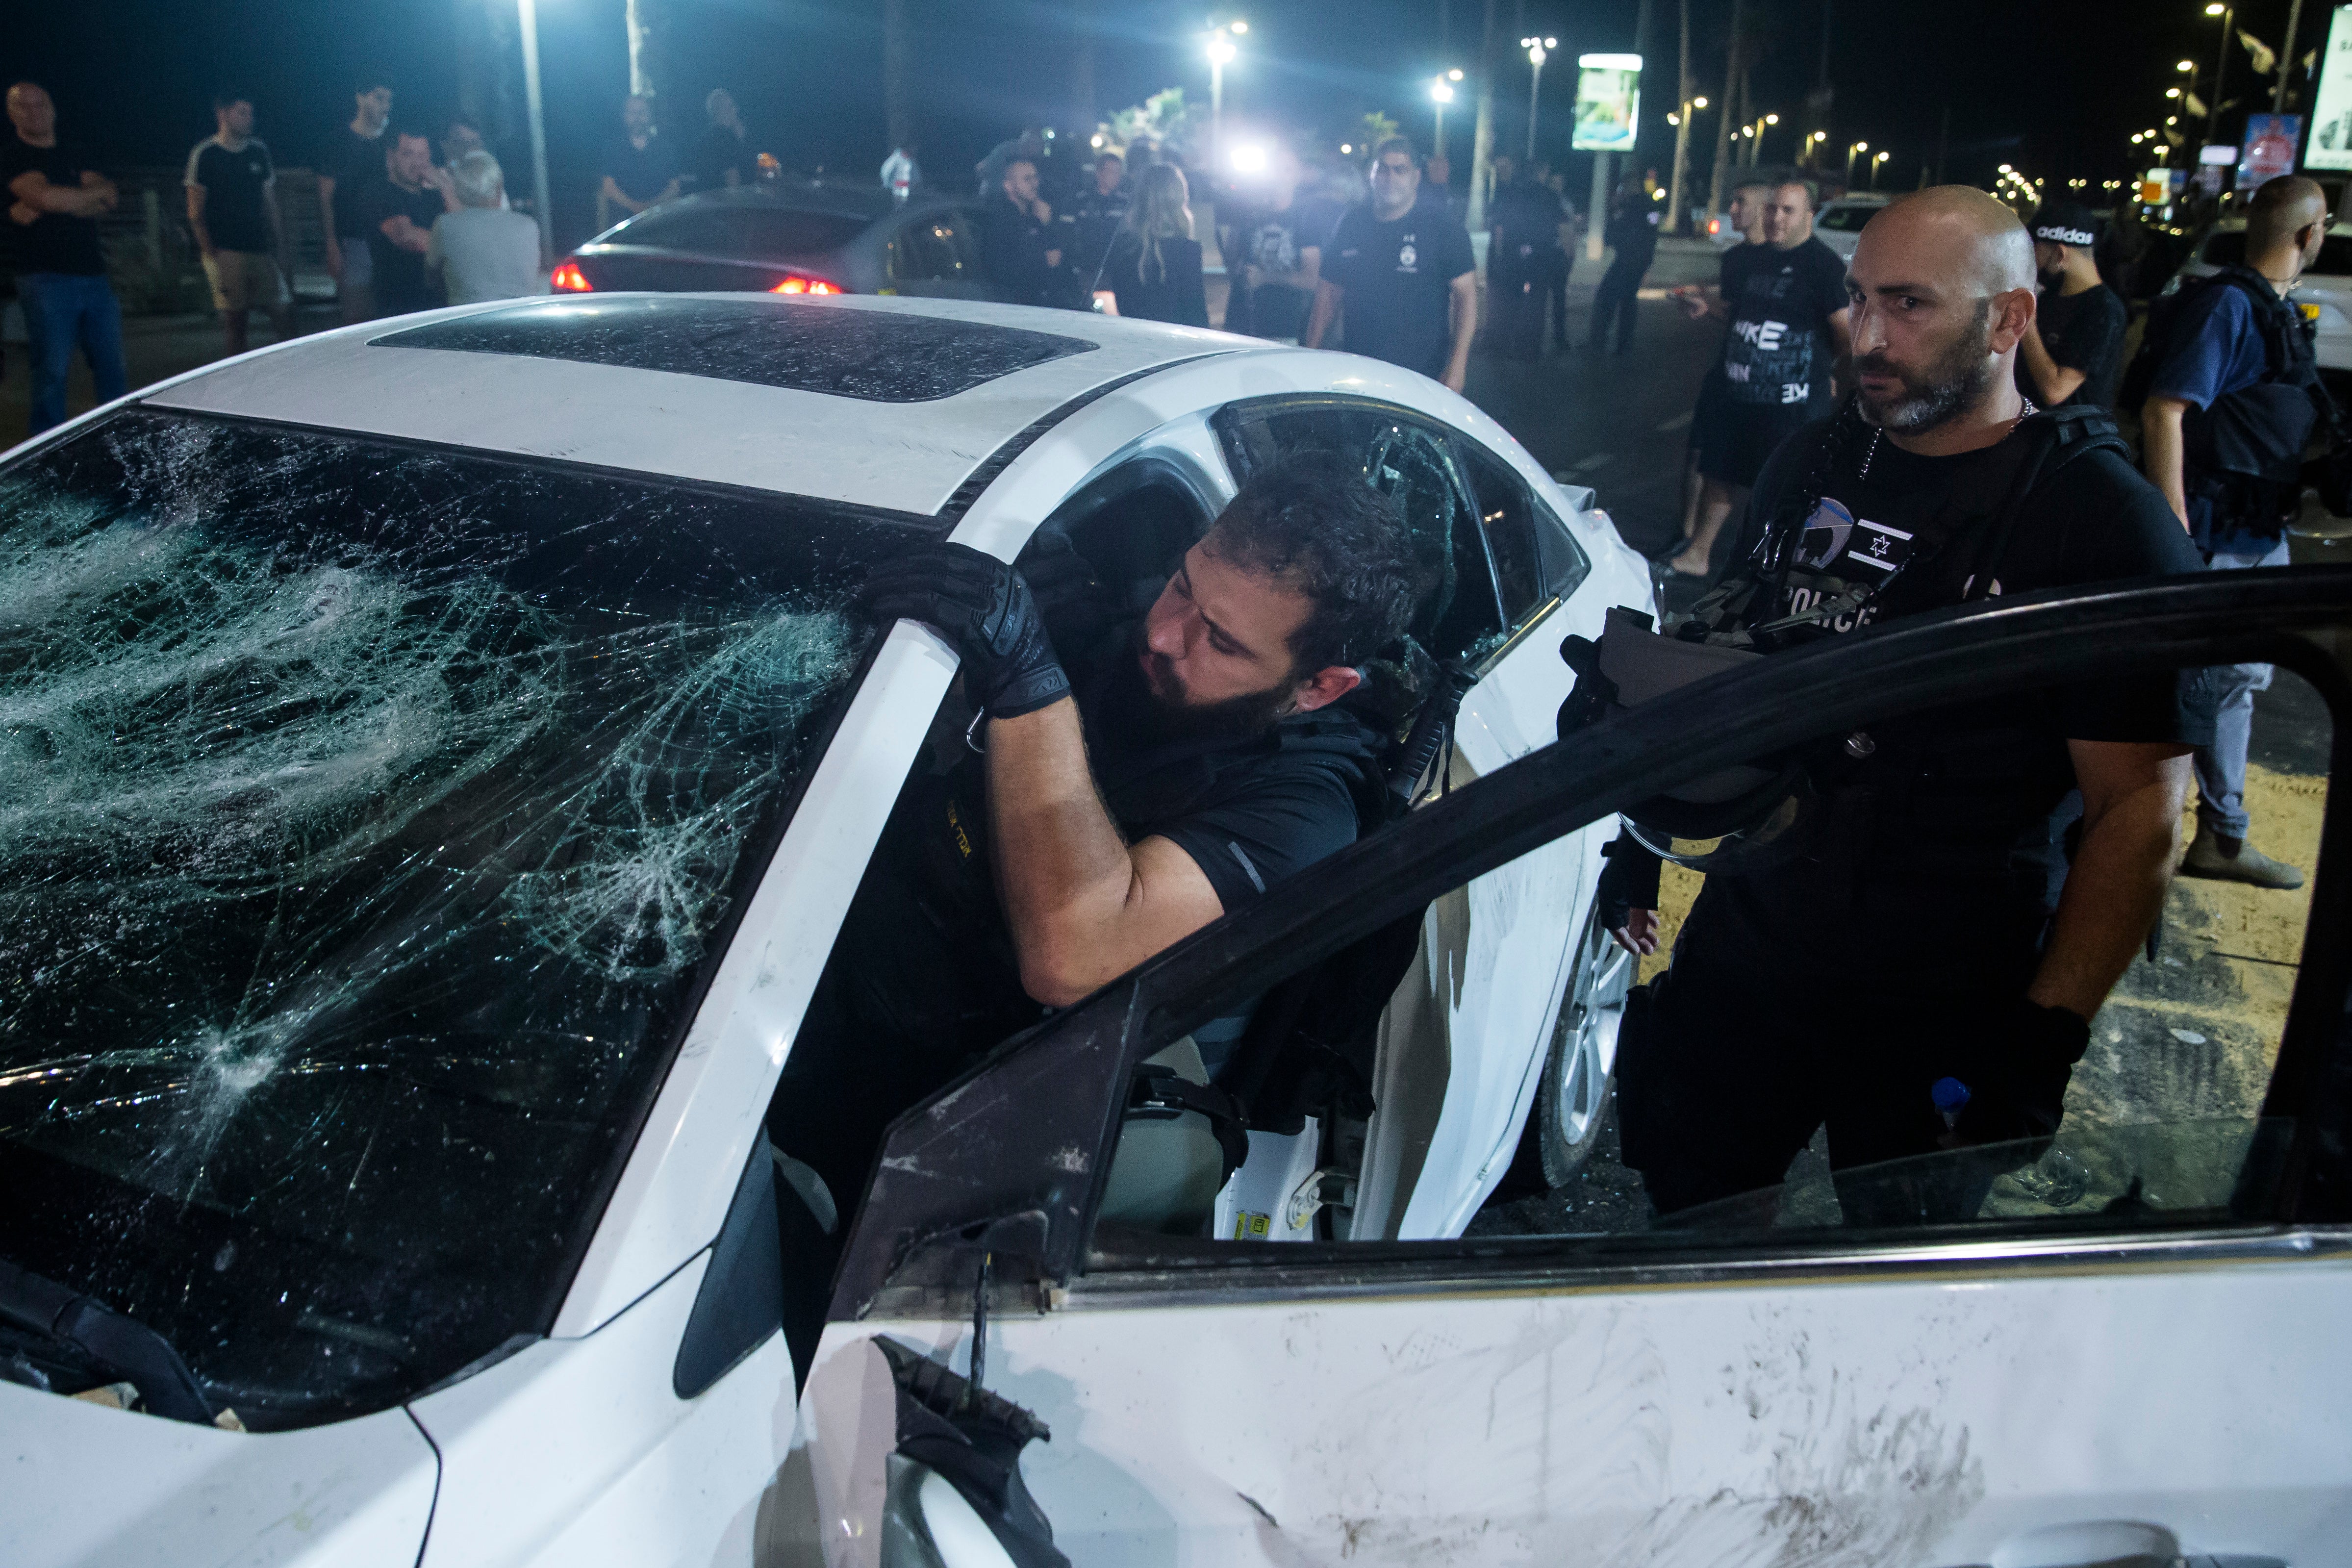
[5,295,2350,1566]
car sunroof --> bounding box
[371,297,1098,402]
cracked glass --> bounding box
[0,410,920,1426]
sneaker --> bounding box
[2180,825,2306,889]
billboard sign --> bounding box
[1572,53,1642,153]
[2239,114,2303,189]
[2198,143,2239,165]
[2307,5,2352,169]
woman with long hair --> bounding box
[1101,163,1209,327]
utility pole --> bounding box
[1070,0,1096,140]
[2207,4,2234,152]
[1468,0,1501,234]
[1665,0,1693,232]
[883,0,912,157]
[517,0,553,259]
[2277,0,2306,114]
[1706,0,1743,223]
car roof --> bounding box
[139,294,1253,515]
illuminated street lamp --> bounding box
[1846,139,1868,185]
[1870,147,1891,191]
[1521,36,1557,158]
[1205,23,1242,168]
[1666,93,1709,233]
[2203,3,2233,149]
[1430,69,1462,159]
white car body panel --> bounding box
[411,1252,803,1568]
[0,1381,436,1567]
[804,1254,2352,1564]
[141,294,1249,516]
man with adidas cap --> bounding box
[2018,198,2126,410]
[1607,187,2209,1221]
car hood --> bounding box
[0,1381,438,1568]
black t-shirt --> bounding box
[980,193,1062,306]
[185,137,277,254]
[1694,416,2212,981]
[0,135,106,276]
[1718,235,1846,411]
[354,174,448,312]
[1323,203,1477,378]
[324,127,387,236]
[2024,282,2127,410]
[1224,192,1341,339]
[689,124,751,193]
[602,132,678,204]
[1065,184,1131,283]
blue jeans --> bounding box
[18,271,128,435]
[2186,537,2294,837]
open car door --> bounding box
[791,570,2352,1566]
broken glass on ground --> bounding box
[0,409,930,1426]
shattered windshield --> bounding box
[0,411,915,1427]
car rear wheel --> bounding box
[1535,903,1636,1185]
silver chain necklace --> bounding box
[1857,396,2038,481]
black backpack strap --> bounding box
[1962,406,2129,601]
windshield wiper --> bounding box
[0,1257,216,1424]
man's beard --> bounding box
[1854,301,1997,435]
[1137,645,1292,742]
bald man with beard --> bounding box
[1611,187,2209,1224]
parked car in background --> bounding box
[548,184,995,301]
[1811,192,1893,260]
[2171,216,2352,379]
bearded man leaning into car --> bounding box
[769,454,1421,1212]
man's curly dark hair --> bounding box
[1203,452,1419,674]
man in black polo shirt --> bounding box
[1611,189,2207,1221]
[771,455,1418,1207]
[3,81,126,435]
[597,95,679,226]
[2019,199,2125,409]
[1308,137,1477,391]
[184,93,291,357]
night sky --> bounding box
[5,0,2324,245]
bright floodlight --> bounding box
[1765,113,1779,125]
[1229,19,1247,32]
[1694,95,1708,108]
[1432,79,1455,104]
[1206,34,1237,64]
[1854,140,1868,151]
[1448,68,1464,80]
[1231,142,1267,173]
[2204,3,2224,14]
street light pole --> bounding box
[1667,94,1706,233]
[2206,2,2233,151]
[1432,71,1462,160]
[1521,36,1555,159]
[1206,28,1239,170]
[517,0,553,261]
[1845,139,1866,186]
[1870,147,1889,190]
[2277,0,2306,115]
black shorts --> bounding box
[1694,395,1812,488]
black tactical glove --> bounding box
[862,542,1073,720]
[1948,998,2091,1146]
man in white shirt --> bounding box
[426,152,546,306]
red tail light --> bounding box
[769,274,842,295]
[1706,217,1721,236]
[550,260,592,292]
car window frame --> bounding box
[826,571,2352,1322]
[1210,393,1511,652]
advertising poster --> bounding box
[2239,115,2303,189]
[1572,53,1642,153]
[2307,5,2352,170]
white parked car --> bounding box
[5,296,2350,1567]
[1810,193,1891,261]
[2172,216,2352,372]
